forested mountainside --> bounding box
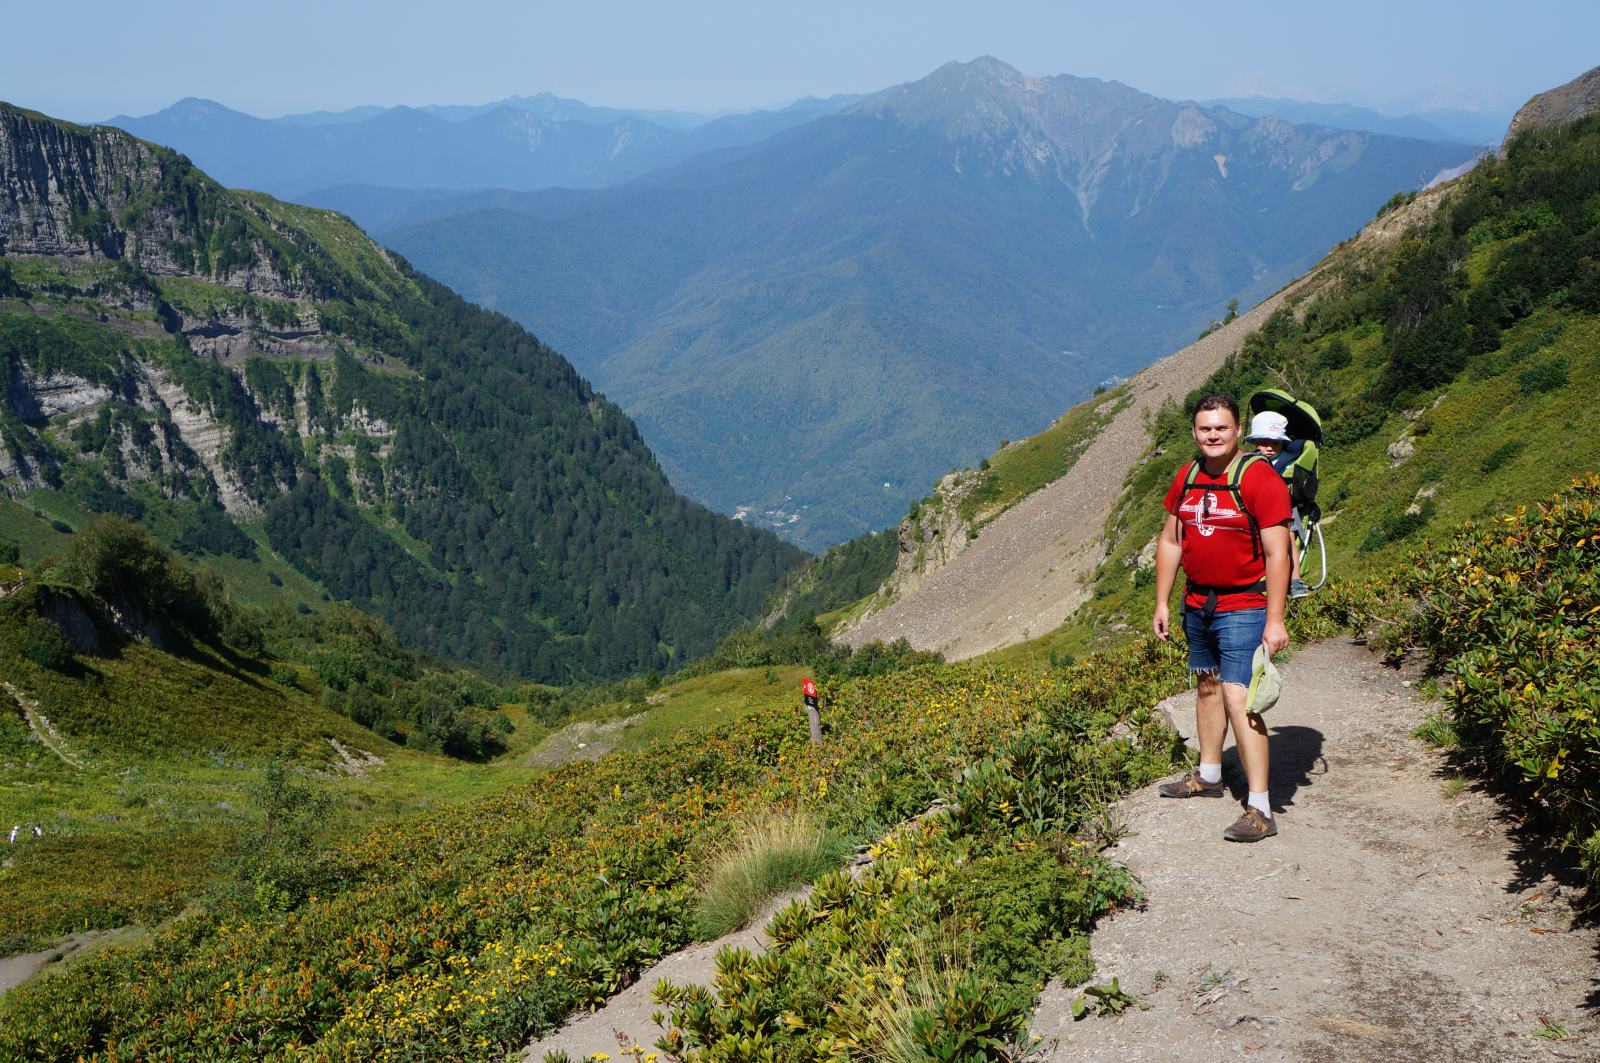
[386,57,1478,547]
[0,103,803,681]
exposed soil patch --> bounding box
[1030,639,1598,1061]
[5,680,83,769]
[521,713,644,770]
[0,928,129,999]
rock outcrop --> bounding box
[0,103,314,299]
[1505,63,1600,142]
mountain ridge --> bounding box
[0,101,803,681]
[101,93,856,200]
[386,57,1477,546]
[835,78,1600,664]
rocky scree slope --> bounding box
[0,102,802,681]
[837,288,1301,657]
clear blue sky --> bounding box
[7,0,1595,121]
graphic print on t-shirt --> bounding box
[1178,491,1246,538]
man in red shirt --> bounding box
[1152,394,1292,842]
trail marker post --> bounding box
[802,677,821,745]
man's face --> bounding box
[1192,408,1240,462]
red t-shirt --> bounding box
[1163,457,1292,612]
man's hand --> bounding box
[1153,603,1171,641]
[1263,619,1288,655]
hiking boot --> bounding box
[1223,807,1278,842]
[1157,771,1226,799]
[1289,578,1310,599]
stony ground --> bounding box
[1029,639,1599,1061]
[521,713,643,770]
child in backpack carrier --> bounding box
[1246,411,1311,599]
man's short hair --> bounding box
[1191,393,1240,424]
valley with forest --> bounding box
[1,24,1598,1063]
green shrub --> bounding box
[1517,358,1569,395]
[1318,336,1352,370]
[1479,439,1527,473]
[17,615,74,671]
[0,538,21,565]
[1358,500,1435,554]
[63,515,210,631]
[1322,475,1600,877]
[236,760,335,914]
[1399,475,1600,871]
[1324,396,1389,446]
[1376,189,1418,217]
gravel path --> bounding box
[843,286,1307,659]
[1030,639,1599,1061]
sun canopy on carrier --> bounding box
[1248,388,1327,591]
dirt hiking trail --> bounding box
[1030,639,1598,1061]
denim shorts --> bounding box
[1183,606,1266,688]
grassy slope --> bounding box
[0,573,542,955]
[3,493,336,615]
[958,384,1131,528]
[528,664,809,759]
[1069,309,1598,643]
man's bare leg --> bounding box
[1221,681,1270,798]
[1195,671,1230,769]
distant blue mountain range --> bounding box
[375,59,1480,546]
[1202,96,1510,146]
[103,93,862,199]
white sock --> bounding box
[1247,791,1272,818]
[1198,762,1223,785]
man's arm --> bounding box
[1260,523,1290,653]
[1152,513,1183,641]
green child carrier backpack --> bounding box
[1249,388,1327,590]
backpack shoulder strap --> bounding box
[1228,454,1265,560]
[1229,453,1264,493]
[1181,457,1203,492]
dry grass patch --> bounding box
[693,811,845,939]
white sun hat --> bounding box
[1245,411,1291,444]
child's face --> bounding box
[1254,440,1281,457]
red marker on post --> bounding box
[802,677,821,745]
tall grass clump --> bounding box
[694,811,845,938]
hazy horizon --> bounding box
[4,1,1594,125]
